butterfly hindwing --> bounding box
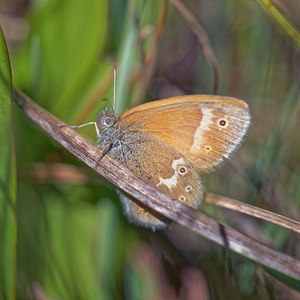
[107,131,203,230]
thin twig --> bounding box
[205,193,300,234]
[14,88,300,280]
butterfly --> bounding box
[72,94,251,231]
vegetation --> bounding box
[1,0,300,299]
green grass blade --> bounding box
[258,0,300,50]
[115,4,139,114]
[0,27,17,300]
[13,0,109,118]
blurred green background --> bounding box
[1,0,300,299]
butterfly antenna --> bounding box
[113,63,117,112]
[102,98,113,112]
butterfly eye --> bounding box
[178,166,188,175]
[104,117,114,127]
[218,118,229,128]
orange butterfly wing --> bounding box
[118,95,251,171]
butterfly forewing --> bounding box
[119,95,250,170]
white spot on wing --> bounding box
[191,108,214,152]
[157,158,185,191]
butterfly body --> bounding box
[96,95,251,230]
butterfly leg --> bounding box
[95,140,124,168]
[118,140,126,163]
[94,142,114,169]
[60,122,101,140]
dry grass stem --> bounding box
[205,193,300,234]
[14,88,300,280]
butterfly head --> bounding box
[96,108,121,151]
[97,108,117,130]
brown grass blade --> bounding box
[14,88,300,280]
